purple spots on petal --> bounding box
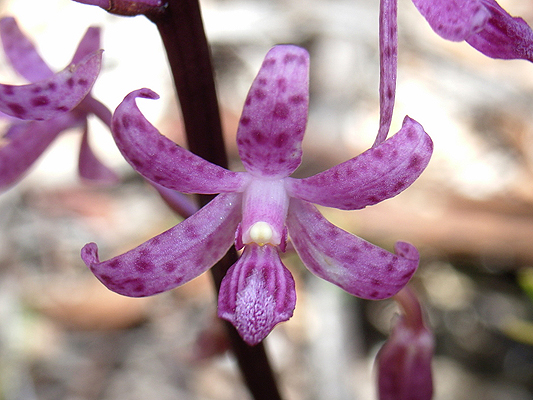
[31,96,50,107]
[78,78,89,86]
[7,103,25,117]
[262,58,276,68]
[252,130,266,144]
[393,180,406,192]
[135,257,155,273]
[371,278,382,286]
[273,132,288,148]
[283,53,298,64]
[67,78,75,88]
[273,102,290,119]
[258,78,268,86]
[373,149,384,159]
[289,94,305,104]
[164,263,177,273]
[31,86,43,94]
[108,259,121,269]
[408,155,422,170]
[3,86,14,96]
[174,277,184,285]
[254,89,266,100]
[386,262,395,272]
[277,78,287,92]
[47,82,57,91]
[240,116,250,126]
[56,106,69,112]
[362,241,373,250]
[121,115,132,130]
[369,291,379,299]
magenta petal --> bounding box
[81,193,242,297]
[112,89,248,194]
[412,0,490,41]
[286,116,432,210]
[374,0,398,146]
[0,114,79,191]
[70,26,101,65]
[0,50,102,121]
[465,0,533,61]
[286,199,419,299]
[236,45,309,178]
[78,127,119,184]
[218,244,296,345]
[0,17,54,82]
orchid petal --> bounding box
[70,26,101,65]
[412,0,490,42]
[81,193,242,297]
[286,117,432,210]
[72,0,164,16]
[218,244,296,345]
[374,0,398,146]
[465,0,533,61]
[286,198,419,299]
[236,45,309,178]
[0,17,54,82]
[112,88,248,193]
[0,50,102,121]
[78,126,119,184]
[0,114,79,191]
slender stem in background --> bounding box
[147,1,283,399]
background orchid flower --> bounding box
[412,0,533,61]
[0,17,117,191]
[377,286,434,400]
[82,44,433,345]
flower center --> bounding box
[248,221,274,246]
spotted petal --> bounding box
[286,198,419,299]
[286,117,432,210]
[0,17,54,82]
[81,192,242,297]
[0,50,102,121]
[412,0,490,42]
[236,45,309,178]
[112,88,248,194]
[0,113,80,191]
[218,244,296,345]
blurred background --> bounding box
[0,0,533,399]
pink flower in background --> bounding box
[0,17,117,191]
[82,45,433,345]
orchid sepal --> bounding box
[286,116,432,210]
[112,88,249,194]
[286,198,419,300]
[0,50,103,121]
[81,192,242,297]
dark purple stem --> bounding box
[147,2,283,399]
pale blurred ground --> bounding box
[1,0,533,399]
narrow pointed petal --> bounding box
[112,89,248,193]
[412,0,490,42]
[218,244,296,345]
[0,50,102,121]
[81,193,242,297]
[286,199,419,299]
[70,27,101,65]
[0,17,54,82]
[78,127,119,184]
[237,45,309,178]
[0,114,79,191]
[374,0,398,146]
[286,117,432,210]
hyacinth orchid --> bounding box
[412,0,533,61]
[0,17,117,191]
[377,286,434,400]
[81,43,433,345]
